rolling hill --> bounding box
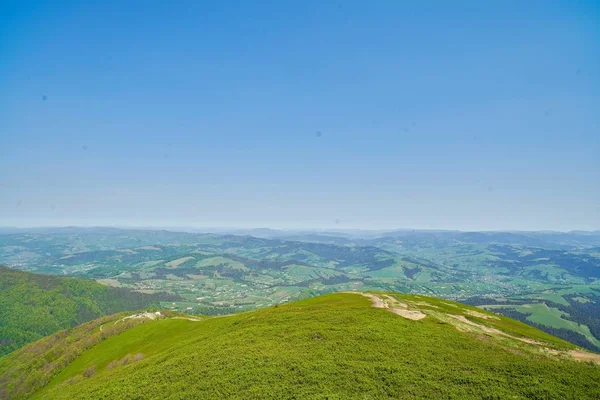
[1,292,599,399]
[0,266,179,356]
[2,228,600,352]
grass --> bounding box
[506,303,600,348]
[484,302,600,349]
[525,292,571,306]
[48,319,195,386]
[0,266,168,357]
[0,292,592,399]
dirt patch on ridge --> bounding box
[465,310,498,320]
[347,292,600,364]
[543,348,600,364]
[171,316,202,322]
[388,308,428,320]
[353,293,426,320]
[448,314,544,345]
[360,293,386,308]
[568,350,600,363]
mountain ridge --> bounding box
[2,292,599,399]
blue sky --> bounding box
[1,1,599,230]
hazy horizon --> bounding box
[2,1,599,231]
[1,224,599,235]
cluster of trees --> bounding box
[0,265,176,356]
[270,242,397,270]
[557,293,600,345]
[0,312,149,399]
[464,293,600,352]
[493,308,600,352]
[486,245,600,281]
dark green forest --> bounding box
[0,266,178,356]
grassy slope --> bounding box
[0,266,169,356]
[484,302,600,349]
[0,312,153,399]
[0,293,594,399]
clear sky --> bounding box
[1,1,599,231]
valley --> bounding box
[1,228,600,351]
[2,292,599,399]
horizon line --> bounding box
[0,225,598,234]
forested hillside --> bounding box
[0,266,178,356]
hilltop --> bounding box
[2,228,600,352]
[1,292,599,399]
[0,266,179,356]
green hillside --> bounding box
[0,266,178,356]
[3,229,600,352]
[2,292,599,399]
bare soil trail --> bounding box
[345,291,600,364]
[351,292,426,320]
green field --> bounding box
[0,266,174,356]
[484,303,600,349]
[2,292,599,399]
[2,228,600,353]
